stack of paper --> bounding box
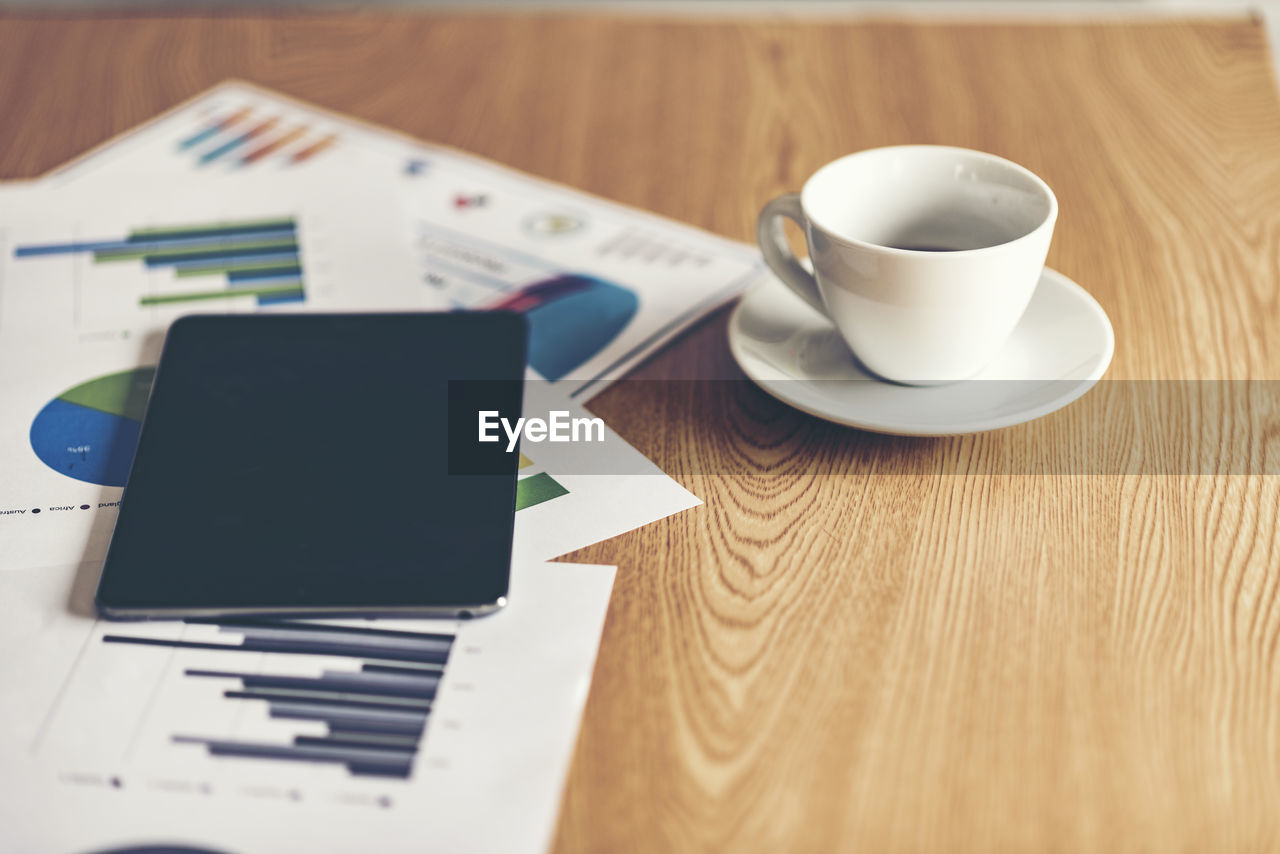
[0,81,762,854]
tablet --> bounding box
[95,312,527,619]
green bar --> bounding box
[93,236,298,262]
[515,472,569,511]
[129,217,295,239]
[175,260,301,278]
[140,283,304,306]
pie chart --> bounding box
[485,274,639,382]
[29,367,155,487]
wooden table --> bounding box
[3,11,1280,852]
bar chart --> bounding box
[103,620,455,780]
[4,560,616,850]
[14,216,306,309]
[179,104,341,169]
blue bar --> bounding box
[119,229,296,252]
[224,690,431,712]
[257,291,307,306]
[152,248,299,269]
[362,662,446,675]
[199,132,254,165]
[208,619,456,648]
[186,669,439,699]
[172,736,415,777]
[295,734,421,751]
[103,633,440,666]
[15,226,297,258]
[178,124,226,150]
[268,701,429,730]
[227,266,304,283]
[17,240,125,258]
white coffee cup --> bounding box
[756,146,1057,385]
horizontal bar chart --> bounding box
[177,104,340,169]
[103,617,457,780]
[13,216,306,308]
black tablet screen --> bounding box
[96,312,526,618]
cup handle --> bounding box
[756,193,827,314]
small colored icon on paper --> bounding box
[453,193,489,210]
[523,211,585,238]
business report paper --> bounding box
[0,559,615,854]
[33,79,765,400]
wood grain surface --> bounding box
[3,11,1280,853]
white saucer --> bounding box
[728,267,1114,435]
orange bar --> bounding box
[240,124,309,165]
[288,132,339,165]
